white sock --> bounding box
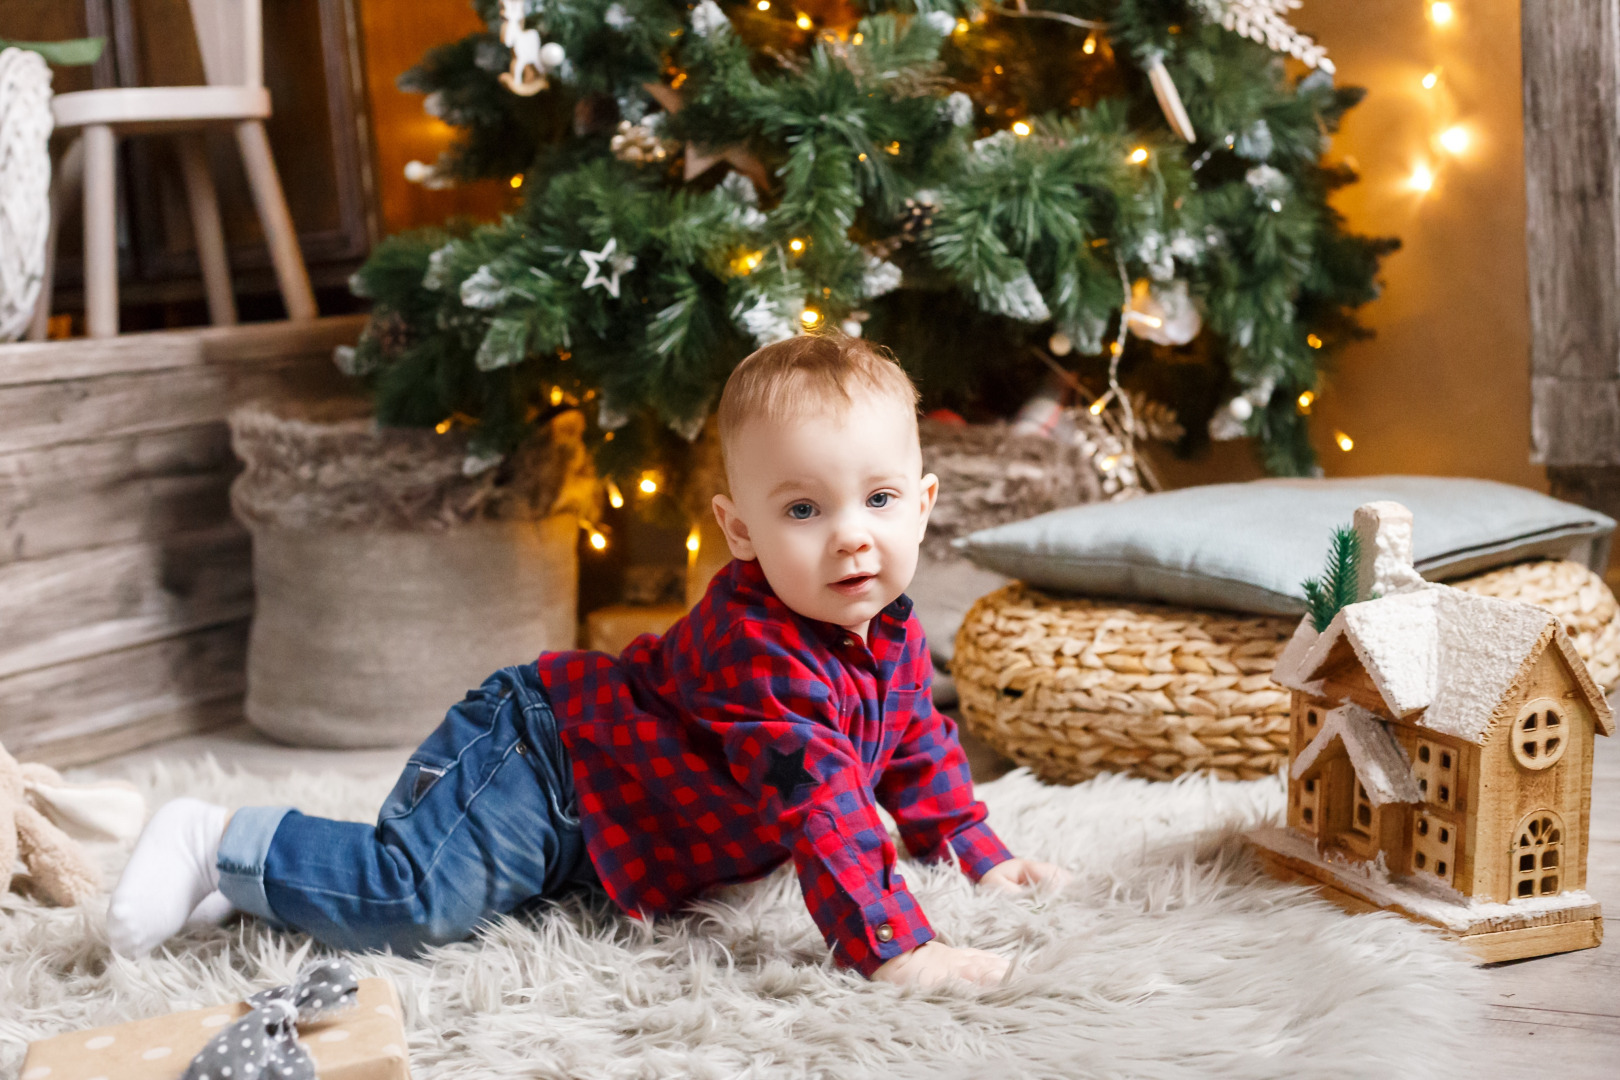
[184,889,236,929]
[107,798,231,957]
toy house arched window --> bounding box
[1514,810,1564,897]
[1513,698,1568,770]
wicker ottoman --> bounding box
[952,559,1620,784]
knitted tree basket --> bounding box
[952,559,1620,784]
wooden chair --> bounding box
[29,0,317,339]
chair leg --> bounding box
[234,120,316,322]
[176,134,237,327]
[28,137,85,342]
[82,124,119,338]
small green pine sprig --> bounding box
[1301,524,1362,633]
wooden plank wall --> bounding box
[0,317,363,766]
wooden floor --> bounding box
[85,720,1620,1078]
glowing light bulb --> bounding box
[638,475,659,495]
[800,308,821,327]
[588,529,608,551]
[1089,398,1107,416]
[796,13,812,29]
[1082,33,1097,55]
[686,530,701,553]
[435,418,453,434]
[1296,391,1315,414]
[1306,333,1323,349]
[955,18,970,34]
[886,141,901,155]
[1408,164,1435,192]
[1439,125,1469,154]
[510,174,523,189]
[606,480,625,509]
[789,238,806,253]
[549,386,564,406]
[1012,120,1031,137]
[1335,431,1355,452]
[756,0,769,9]
[1430,2,1453,25]
[853,32,863,44]
[1128,147,1149,164]
[1422,70,1439,89]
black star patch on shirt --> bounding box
[762,746,817,803]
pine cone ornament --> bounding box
[611,120,675,165]
[897,196,939,244]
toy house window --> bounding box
[1512,699,1568,770]
[1348,782,1373,837]
[1513,810,1564,897]
[1411,812,1456,886]
[1412,739,1456,809]
[1300,777,1319,827]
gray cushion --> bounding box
[953,476,1615,616]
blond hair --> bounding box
[716,333,920,462]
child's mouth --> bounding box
[829,572,877,596]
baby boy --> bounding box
[108,332,1066,987]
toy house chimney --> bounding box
[1353,500,1426,601]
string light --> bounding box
[638,473,659,495]
[1439,125,1469,154]
[1297,391,1315,414]
[549,386,564,406]
[1408,164,1435,192]
[1335,431,1355,452]
[1306,333,1323,349]
[1082,32,1097,55]
[795,12,812,29]
[1429,2,1453,25]
[1128,147,1149,164]
[788,238,806,253]
[756,0,769,9]
[606,479,625,509]
[435,418,453,434]
[732,250,764,274]
[886,140,901,155]
[509,175,523,189]
[800,308,821,327]
[686,530,701,553]
[955,18,970,34]
[1012,120,1031,137]
[588,529,608,551]
[1089,390,1114,415]
[1422,70,1439,89]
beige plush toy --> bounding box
[1,740,146,906]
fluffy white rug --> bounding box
[1,761,1488,1079]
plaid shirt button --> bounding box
[875,923,894,943]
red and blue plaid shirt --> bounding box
[538,558,1012,976]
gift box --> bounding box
[20,977,410,1080]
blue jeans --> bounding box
[217,665,595,955]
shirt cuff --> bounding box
[827,883,935,978]
[949,820,1015,881]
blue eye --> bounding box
[867,492,893,509]
[787,502,816,520]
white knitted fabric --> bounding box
[0,47,53,342]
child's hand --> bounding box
[871,940,1009,988]
[980,857,1071,894]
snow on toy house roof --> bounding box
[1292,703,1422,805]
[1274,583,1594,743]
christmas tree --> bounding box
[343,0,1395,491]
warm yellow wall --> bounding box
[1297,0,1543,490]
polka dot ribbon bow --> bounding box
[181,959,360,1080]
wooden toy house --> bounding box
[1250,501,1612,962]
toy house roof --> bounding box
[1292,703,1422,806]
[1275,582,1614,744]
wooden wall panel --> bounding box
[0,316,364,766]
[1523,0,1620,466]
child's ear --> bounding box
[916,472,940,543]
[711,494,757,561]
